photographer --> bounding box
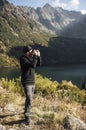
[20,45,41,125]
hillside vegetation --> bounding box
[0,41,19,67]
[0,1,53,47]
[0,74,86,129]
[0,0,54,66]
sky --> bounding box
[7,0,86,14]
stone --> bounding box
[63,114,86,130]
[0,124,6,130]
[9,128,16,130]
[0,107,3,112]
[4,104,15,113]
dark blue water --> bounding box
[0,64,86,87]
[37,64,86,87]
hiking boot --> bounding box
[25,120,30,125]
[23,118,30,125]
[24,114,30,125]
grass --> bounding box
[0,74,86,129]
[1,74,86,105]
[0,91,85,130]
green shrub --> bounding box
[35,74,59,96]
[1,75,86,105]
[1,77,24,95]
[57,80,86,104]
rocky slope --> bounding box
[60,14,86,39]
[0,0,82,35]
[36,4,82,34]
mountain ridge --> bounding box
[0,0,86,66]
[0,0,83,35]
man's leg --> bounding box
[23,84,35,124]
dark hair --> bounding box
[23,45,32,53]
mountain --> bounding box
[0,0,82,37]
[0,0,86,66]
[60,14,86,39]
[0,0,54,48]
[14,3,82,34]
[36,4,82,33]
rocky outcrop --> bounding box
[0,0,82,35]
[60,14,86,39]
[0,0,7,6]
[4,104,16,113]
[18,3,82,34]
[0,124,6,130]
[63,114,86,130]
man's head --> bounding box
[23,45,40,56]
[23,45,34,56]
[23,45,32,53]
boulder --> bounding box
[63,114,86,130]
[0,124,6,130]
[4,103,15,113]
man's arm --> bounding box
[20,56,38,68]
[37,56,41,66]
[36,50,41,66]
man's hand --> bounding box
[34,50,38,56]
[37,50,40,56]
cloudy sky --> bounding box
[8,0,86,14]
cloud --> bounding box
[69,0,80,10]
[52,0,80,10]
[81,10,86,14]
[52,0,67,8]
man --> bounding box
[20,45,41,125]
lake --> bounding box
[0,64,86,88]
